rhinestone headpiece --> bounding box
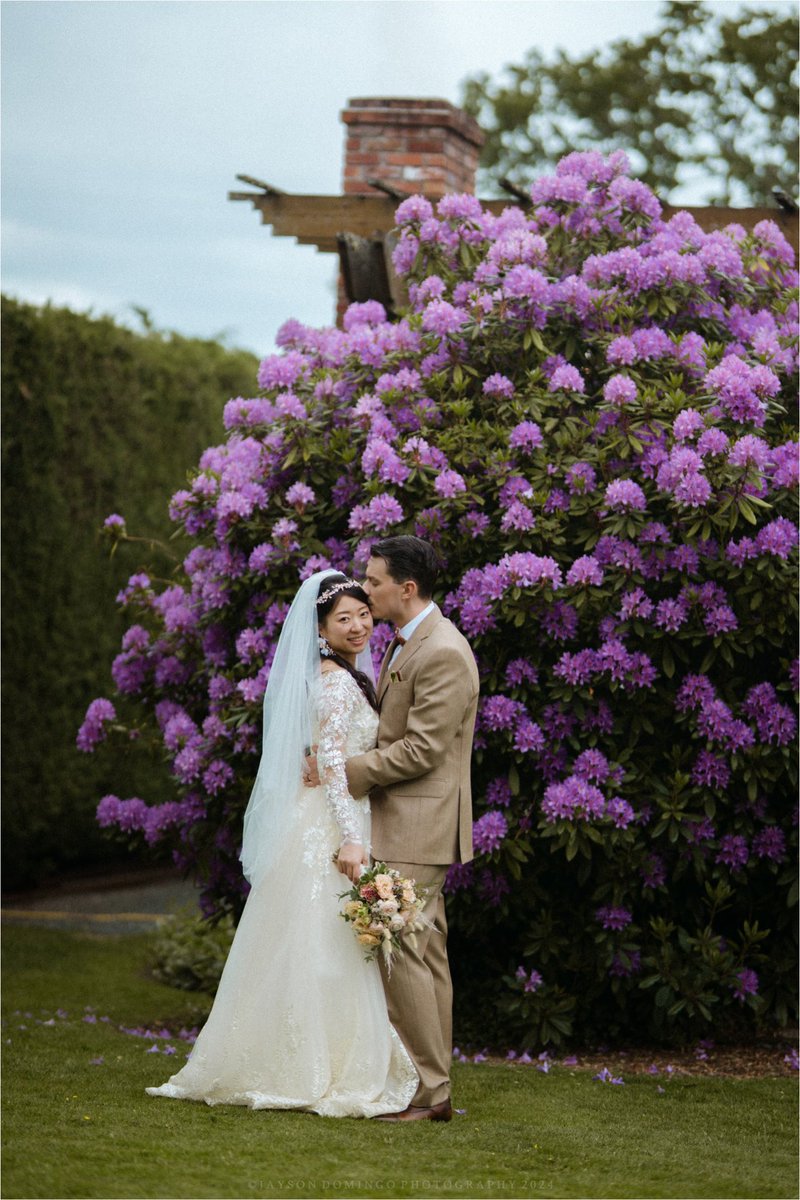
[316,578,358,607]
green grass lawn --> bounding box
[2,925,797,1200]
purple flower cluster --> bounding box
[604,479,647,512]
[472,810,508,854]
[595,906,633,931]
[96,794,194,845]
[76,698,116,752]
[731,968,759,1001]
[515,965,544,993]
[541,774,633,828]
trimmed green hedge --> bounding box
[1,297,257,888]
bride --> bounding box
[147,570,417,1117]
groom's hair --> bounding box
[370,536,440,600]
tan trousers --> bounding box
[379,861,452,1107]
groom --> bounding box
[339,535,479,1122]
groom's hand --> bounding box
[303,748,320,787]
[337,843,368,883]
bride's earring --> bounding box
[318,635,333,657]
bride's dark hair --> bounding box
[316,575,379,711]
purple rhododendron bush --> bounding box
[82,151,798,1046]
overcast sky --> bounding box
[1,0,793,357]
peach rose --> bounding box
[374,873,394,900]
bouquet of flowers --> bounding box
[339,862,428,969]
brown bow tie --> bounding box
[393,632,407,647]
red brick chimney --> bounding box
[341,97,484,198]
[336,98,484,322]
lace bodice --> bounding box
[314,669,379,847]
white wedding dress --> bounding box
[147,670,417,1117]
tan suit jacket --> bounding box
[345,606,479,866]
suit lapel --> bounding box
[377,607,442,704]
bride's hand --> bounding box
[303,748,320,788]
[337,843,367,883]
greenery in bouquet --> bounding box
[338,862,427,966]
[81,149,798,1044]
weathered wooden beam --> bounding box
[229,191,798,256]
[228,192,397,248]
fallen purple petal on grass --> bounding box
[119,1024,177,1041]
[83,1015,97,1024]
[56,1009,69,1019]
[536,1061,550,1074]
[41,1018,56,1027]
[593,1067,625,1085]
[506,1050,517,1061]
[784,1048,799,1070]
[517,1052,533,1065]
[647,1064,660,1075]
[657,1086,666,1095]
[145,1044,161,1054]
[562,1055,578,1066]
[455,1108,467,1115]
[163,1045,177,1055]
[89,1056,104,1066]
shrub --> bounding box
[1,298,256,886]
[85,153,798,1044]
[149,907,235,993]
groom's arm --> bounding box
[345,645,476,797]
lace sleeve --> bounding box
[317,671,366,847]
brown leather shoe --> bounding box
[374,1099,453,1122]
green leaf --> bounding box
[662,644,675,679]
[738,497,757,525]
